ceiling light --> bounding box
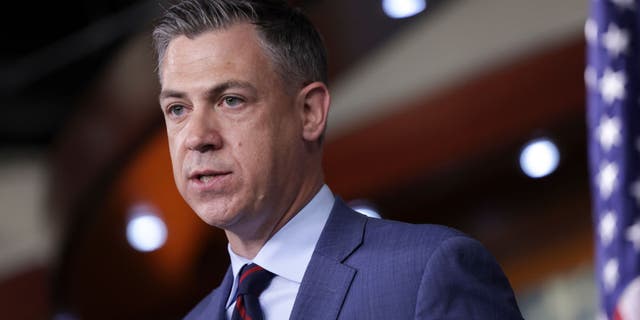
[519,138,560,179]
[382,0,427,19]
[126,204,167,252]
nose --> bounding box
[184,109,222,153]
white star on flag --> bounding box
[611,0,636,10]
[587,0,640,317]
[604,258,620,291]
[585,67,598,89]
[596,116,622,152]
[631,179,640,206]
[598,161,620,199]
[626,221,640,251]
[600,210,617,245]
[602,23,630,57]
[585,18,599,45]
[600,68,626,105]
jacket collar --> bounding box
[289,198,367,319]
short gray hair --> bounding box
[152,0,328,88]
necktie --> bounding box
[231,263,275,320]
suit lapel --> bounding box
[198,267,233,320]
[289,198,366,320]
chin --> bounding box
[190,198,240,228]
[195,209,234,228]
[198,214,228,227]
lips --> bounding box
[188,170,232,191]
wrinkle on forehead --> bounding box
[160,23,268,80]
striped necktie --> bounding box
[231,263,275,320]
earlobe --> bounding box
[300,82,330,142]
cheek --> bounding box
[235,133,273,176]
[167,125,187,160]
[166,136,184,183]
[167,137,179,164]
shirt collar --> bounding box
[226,185,334,302]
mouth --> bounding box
[189,170,232,184]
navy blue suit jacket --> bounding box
[185,199,523,319]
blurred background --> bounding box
[1,0,597,318]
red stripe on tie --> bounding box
[236,296,252,320]
[239,265,264,284]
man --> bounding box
[153,0,523,319]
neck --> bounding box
[226,173,324,259]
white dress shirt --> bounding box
[225,185,335,320]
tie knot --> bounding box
[236,263,275,296]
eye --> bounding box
[167,104,186,117]
[221,96,244,108]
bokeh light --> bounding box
[126,205,168,252]
[519,138,560,179]
[382,0,427,19]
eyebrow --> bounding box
[159,80,258,102]
[158,89,185,101]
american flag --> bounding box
[587,0,640,319]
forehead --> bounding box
[160,23,274,87]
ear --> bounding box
[298,82,331,143]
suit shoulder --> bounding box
[353,217,485,269]
[365,217,469,246]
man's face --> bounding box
[159,23,306,233]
